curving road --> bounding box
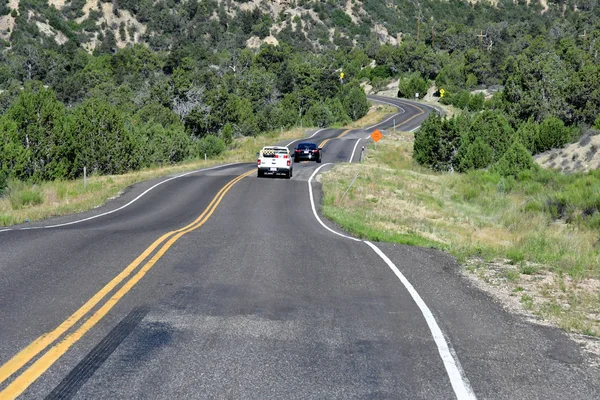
[0,97,598,399]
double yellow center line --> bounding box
[0,169,254,399]
[394,103,425,129]
[318,129,351,149]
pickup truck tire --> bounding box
[317,157,322,163]
[286,170,292,179]
[257,170,264,178]
[294,157,299,163]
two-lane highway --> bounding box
[1,97,598,399]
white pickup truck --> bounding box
[257,146,293,179]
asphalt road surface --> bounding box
[1,97,598,399]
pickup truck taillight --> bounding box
[257,159,261,165]
[287,160,291,166]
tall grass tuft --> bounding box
[6,180,44,210]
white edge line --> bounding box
[366,106,405,131]
[308,163,476,400]
[285,128,326,148]
[4,163,240,232]
[349,139,362,163]
[308,164,361,242]
[364,241,477,400]
[371,96,442,116]
[309,128,326,139]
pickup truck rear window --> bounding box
[261,148,288,158]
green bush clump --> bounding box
[397,73,428,100]
[413,113,463,171]
[535,117,573,153]
[0,171,7,196]
[454,110,514,172]
[222,123,234,146]
[440,90,485,112]
[306,102,334,128]
[6,180,44,210]
[196,135,225,158]
[491,142,537,177]
[457,137,494,172]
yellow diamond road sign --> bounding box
[340,72,345,80]
[440,88,446,98]
[371,129,383,143]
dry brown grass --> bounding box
[345,104,397,129]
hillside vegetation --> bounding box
[0,0,599,198]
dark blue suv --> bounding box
[294,142,322,163]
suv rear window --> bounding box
[297,143,317,150]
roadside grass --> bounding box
[344,104,397,129]
[320,130,600,336]
[420,99,461,118]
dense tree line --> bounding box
[0,42,369,187]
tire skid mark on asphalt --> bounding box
[0,170,254,400]
[44,306,150,400]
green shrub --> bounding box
[413,113,463,171]
[441,90,470,109]
[222,123,234,146]
[140,124,190,166]
[371,76,388,93]
[327,97,351,125]
[0,171,7,196]
[465,73,478,88]
[440,90,485,112]
[535,116,572,153]
[6,180,44,210]
[397,73,428,99]
[196,135,225,158]
[306,102,333,128]
[468,93,485,111]
[545,195,570,220]
[370,65,390,79]
[467,110,514,163]
[491,142,537,177]
[456,137,494,172]
[331,9,352,28]
[343,86,369,121]
[595,116,600,130]
[515,117,540,154]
